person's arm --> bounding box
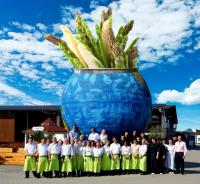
[183,142,187,159]
[24,145,29,156]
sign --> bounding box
[32,126,44,131]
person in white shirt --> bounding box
[24,138,37,178]
[88,128,100,143]
[110,137,121,174]
[121,141,131,174]
[100,129,108,145]
[69,125,80,141]
[101,140,111,174]
[61,138,73,177]
[83,140,93,175]
[37,138,49,178]
[48,137,61,177]
[77,140,85,176]
[166,139,175,173]
[139,139,148,174]
[93,142,104,175]
[72,138,81,176]
[131,139,140,173]
[174,135,187,174]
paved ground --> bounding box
[0,148,200,184]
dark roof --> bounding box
[152,104,176,110]
[0,105,60,111]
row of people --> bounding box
[24,134,187,178]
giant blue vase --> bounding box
[61,69,152,136]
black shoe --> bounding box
[37,173,41,178]
[25,171,29,178]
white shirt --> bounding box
[93,147,104,157]
[61,144,74,156]
[110,143,121,154]
[166,144,175,153]
[73,143,80,154]
[24,143,37,155]
[48,143,61,155]
[139,145,147,155]
[37,143,48,156]
[100,134,108,144]
[88,133,100,142]
[84,146,93,156]
[121,145,131,155]
[131,144,140,154]
[103,145,110,155]
[79,146,85,156]
[174,141,187,156]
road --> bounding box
[0,148,200,184]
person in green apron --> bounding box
[101,140,111,175]
[139,139,148,175]
[131,139,140,174]
[73,138,81,176]
[110,137,121,175]
[121,141,131,174]
[93,142,103,176]
[37,138,49,178]
[48,137,61,178]
[83,140,93,176]
[23,138,37,178]
[61,138,73,177]
[77,140,85,176]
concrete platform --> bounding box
[0,148,200,184]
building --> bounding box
[0,104,178,147]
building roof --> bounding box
[0,105,60,111]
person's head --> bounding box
[141,138,146,145]
[40,138,45,144]
[133,139,137,145]
[74,138,78,144]
[121,135,125,141]
[124,131,129,137]
[105,140,110,146]
[112,136,117,143]
[46,138,50,145]
[96,142,100,148]
[140,132,145,138]
[28,138,33,144]
[101,129,106,135]
[132,130,137,136]
[58,139,63,145]
[52,137,57,143]
[86,140,90,147]
[168,139,173,145]
[91,128,95,133]
[124,141,128,146]
[78,140,82,146]
[178,135,182,142]
[172,136,177,142]
[63,138,68,144]
[162,139,166,145]
[91,140,95,147]
[151,137,157,144]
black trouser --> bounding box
[175,152,184,174]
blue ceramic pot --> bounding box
[61,69,152,136]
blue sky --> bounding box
[0,0,200,130]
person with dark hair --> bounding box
[37,138,49,178]
[101,140,111,175]
[119,135,125,146]
[121,141,131,174]
[132,130,137,141]
[131,139,140,173]
[24,138,37,178]
[124,131,130,145]
[110,137,121,175]
[100,129,108,145]
[147,137,159,174]
[174,135,187,175]
[88,128,100,143]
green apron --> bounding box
[139,155,147,172]
[111,154,120,170]
[49,155,59,171]
[77,153,84,171]
[131,155,139,170]
[84,156,93,172]
[37,156,49,173]
[93,157,101,173]
[121,154,130,170]
[101,153,111,171]
[61,155,72,172]
[24,156,36,172]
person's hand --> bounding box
[156,155,159,159]
[163,155,165,160]
[183,155,185,159]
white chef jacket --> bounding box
[84,146,93,156]
[139,145,147,155]
[103,145,110,155]
[93,147,103,157]
[100,134,108,144]
[79,146,85,156]
[88,133,100,142]
[61,144,74,156]
[48,143,61,155]
[121,145,131,155]
[110,143,121,154]
[37,143,48,156]
[131,144,140,154]
[24,143,37,156]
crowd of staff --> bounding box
[23,126,187,178]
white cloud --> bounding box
[0,81,49,105]
[156,79,200,105]
[36,23,47,31]
[11,21,35,31]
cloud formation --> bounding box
[156,79,200,105]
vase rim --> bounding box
[75,68,138,73]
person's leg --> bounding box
[180,153,184,174]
